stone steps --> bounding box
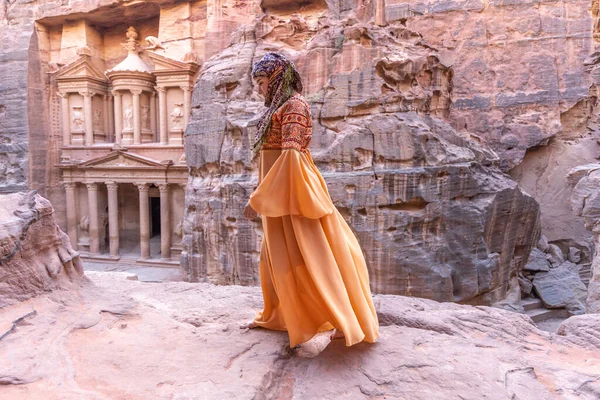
[525,307,570,323]
[522,297,542,311]
[521,297,570,323]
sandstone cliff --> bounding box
[182,5,541,304]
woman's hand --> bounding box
[243,202,258,219]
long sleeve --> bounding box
[249,98,334,219]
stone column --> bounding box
[136,183,150,259]
[86,182,100,255]
[102,95,110,140]
[181,85,193,130]
[63,182,78,249]
[132,89,142,145]
[80,91,95,146]
[158,184,171,260]
[112,90,122,144]
[107,94,114,140]
[106,181,120,257]
[58,92,71,146]
[156,86,168,145]
[150,92,157,141]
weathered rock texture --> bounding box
[182,5,541,304]
[1,271,600,399]
[520,240,589,314]
[0,191,86,308]
[0,0,32,193]
[508,1,600,259]
[532,262,587,314]
[569,163,600,313]
[510,138,598,253]
[393,0,594,171]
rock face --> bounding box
[0,1,33,193]
[396,0,593,171]
[569,164,600,313]
[2,271,600,399]
[557,314,600,350]
[0,191,86,308]
[182,8,541,304]
[532,262,587,314]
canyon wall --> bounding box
[1,0,598,304]
[182,1,542,304]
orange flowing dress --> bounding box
[249,93,380,347]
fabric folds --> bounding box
[250,149,380,348]
[249,149,334,219]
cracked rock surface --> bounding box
[1,271,599,399]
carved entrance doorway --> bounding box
[150,196,162,258]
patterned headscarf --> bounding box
[252,52,303,152]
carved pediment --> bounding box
[55,56,107,83]
[147,52,199,75]
[79,151,167,169]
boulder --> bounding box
[0,191,86,308]
[537,235,550,252]
[523,248,550,272]
[568,247,582,264]
[532,262,587,314]
[546,244,565,267]
[518,275,533,296]
[557,314,600,350]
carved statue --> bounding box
[174,219,183,239]
[79,215,89,232]
[170,103,184,130]
[145,36,165,51]
[141,105,150,130]
[93,109,102,131]
[72,107,84,131]
[123,105,133,130]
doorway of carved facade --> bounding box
[150,194,162,258]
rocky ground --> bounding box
[1,271,600,400]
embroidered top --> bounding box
[262,93,312,152]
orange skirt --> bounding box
[249,149,379,347]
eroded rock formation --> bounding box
[182,9,541,304]
[568,163,600,313]
[1,271,599,398]
[0,191,86,308]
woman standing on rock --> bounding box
[243,52,380,356]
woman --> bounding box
[243,53,379,355]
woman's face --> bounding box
[254,77,269,98]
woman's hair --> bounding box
[251,52,303,152]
